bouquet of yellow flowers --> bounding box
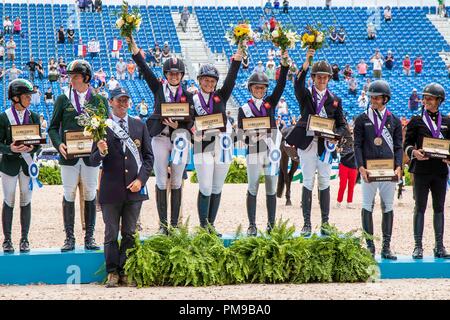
[76,102,109,154]
[301,24,327,65]
[225,21,255,56]
[115,1,142,51]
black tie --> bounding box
[375,109,382,120]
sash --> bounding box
[193,93,210,116]
[267,129,282,176]
[241,103,254,118]
[366,108,394,154]
[5,108,42,191]
[171,132,189,165]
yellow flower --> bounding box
[126,15,135,24]
[301,33,309,43]
[307,35,316,43]
[234,27,244,37]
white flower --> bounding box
[316,32,324,43]
[271,30,279,38]
[90,118,100,129]
[105,119,114,127]
[83,127,91,137]
[116,18,125,29]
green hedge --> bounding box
[38,163,62,185]
[124,222,379,287]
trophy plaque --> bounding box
[64,130,93,159]
[242,116,271,131]
[366,159,398,182]
[160,103,190,122]
[422,137,450,160]
[195,113,225,132]
[307,115,340,140]
[11,124,46,146]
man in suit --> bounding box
[354,80,403,260]
[286,49,346,236]
[91,87,152,288]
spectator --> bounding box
[363,78,371,92]
[267,47,276,60]
[242,54,250,73]
[413,55,423,76]
[58,57,68,84]
[357,59,368,77]
[402,54,411,76]
[385,50,395,70]
[325,0,332,9]
[36,58,45,80]
[116,57,127,80]
[161,41,171,64]
[57,26,65,44]
[98,88,108,99]
[258,15,267,33]
[87,0,94,12]
[180,6,190,32]
[26,57,38,81]
[31,85,42,107]
[329,27,337,42]
[110,36,122,59]
[265,61,276,80]
[78,0,87,12]
[127,59,136,80]
[408,88,421,112]
[107,76,120,91]
[226,111,235,127]
[153,43,162,66]
[44,87,54,106]
[187,82,198,94]
[253,60,265,73]
[283,0,289,13]
[264,0,273,15]
[94,0,102,12]
[0,67,5,80]
[48,58,59,83]
[273,0,280,13]
[348,77,357,95]
[384,6,392,22]
[331,63,340,81]
[74,38,87,58]
[5,64,22,81]
[39,114,48,139]
[6,37,16,61]
[90,74,103,93]
[67,27,75,44]
[137,99,149,120]
[367,22,376,40]
[287,61,297,82]
[358,90,369,108]
[277,97,288,115]
[3,16,13,34]
[337,27,346,43]
[95,68,107,85]
[13,17,22,35]
[0,45,4,61]
[269,16,276,32]
[370,52,383,78]
[88,37,100,60]
[336,125,357,209]
[343,64,353,80]
[447,64,450,78]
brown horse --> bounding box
[277,126,300,206]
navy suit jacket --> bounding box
[90,116,153,204]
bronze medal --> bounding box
[134,139,141,148]
[374,137,383,146]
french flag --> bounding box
[110,39,122,51]
[74,44,87,57]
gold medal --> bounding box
[374,137,383,146]
[134,139,141,148]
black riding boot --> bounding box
[246,192,257,236]
[361,208,375,257]
[84,199,100,250]
[156,186,168,235]
[19,203,31,253]
[381,211,397,260]
[412,208,424,259]
[61,198,76,252]
[170,188,182,228]
[433,212,450,258]
[2,202,14,253]
[319,187,330,235]
[266,194,276,233]
[301,187,312,236]
[197,192,210,229]
[208,193,222,237]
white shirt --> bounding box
[16,109,25,123]
[371,58,383,71]
[107,79,119,91]
[251,97,263,110]
[358,95,369,108]
[371,106,386,119]
[88,41,100,53]
[112,114,129,151]
[75,89,88,106]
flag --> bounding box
[110,39,122,51]
[74,44,87,57]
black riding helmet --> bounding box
[422,83,445,104]
[67,59,93,83]
[247,72,269,92]
[367,80,391,104]
[197,64,219,81]
[163,57,185,77]
[311,61,333,77]
[8,79,34,100]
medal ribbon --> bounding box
[247,99,267,117]
[372,108,388,138]
[312,86,328,115]
[198,91,214,114]
[11,106,30,125]
[423,111,442,138]
[168,85,183,103]
[73,87,92,115]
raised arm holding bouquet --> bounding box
[301,24,327,65]
[262,21,301,66]
[115,1,142,52]
[225,21,255,57]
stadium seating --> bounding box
[0,4,449,123]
